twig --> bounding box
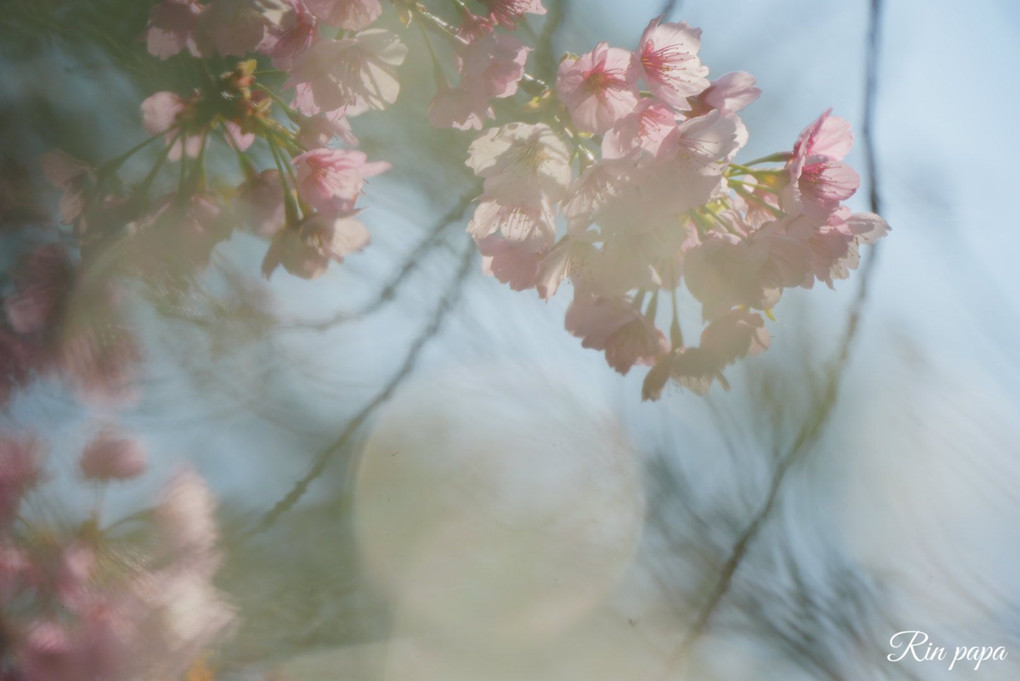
[534,0,567,84]
[659,0,686,20]
[241,242,477,539]
[660,0,886,676]
[278,190,477,331]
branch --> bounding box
[659,0,686,20]
[278,189,477,331]
[534,0,567,84]
[660,0,886,676]
[240,242,477,539]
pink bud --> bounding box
[79,427,147,482]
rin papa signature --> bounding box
[888,631,1008,671]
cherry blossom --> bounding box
[79,426,147,482]
[556,42,640,134]
[140,91,203,160]
[698,71,761,114]
[145,0,207,59]
[292,148,389,216]
[285,29,408,112]
[261,0,319,69]
[261,213,371,279]
[303,0,382,30]
[482,0,546,29]
[635,16,710,108]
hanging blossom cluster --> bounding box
[0,430,233,680]
[45,0,404,288]
[28,0,889,406]
[452,16,889,400]
[0,240,140,409]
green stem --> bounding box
[670,288,683,348]
[266,132,300,226]
[97,130,168,176]
[137,130,181,198]
[732,184,785,218]
[741,152,792,166]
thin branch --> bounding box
[278,189,477,331]
[241,243,477,539]
[863,0,885,218]
[659,0,685,20]
[660,0,886,676]
[534,0,566,84]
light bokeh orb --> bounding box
[353,364,644,648]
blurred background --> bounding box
[2,0,1019,679]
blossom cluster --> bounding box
[0,431,232,680]
[43,0,406,290]
[458,16,889,399]
[27,0,889,411]
[0,241,140,409]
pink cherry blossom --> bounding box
[303,0,382,30]
[18,620,80,681]
[781,110,860,216]
[535,236,600,299]
[457,9,495,42]
[683,233,781,319]
[285,29,407,112]
[155,466,220,562]
[430,33,529,131]
[3,244,74,336]
[476,235,548,291]
[140,91,202,160]
[0,330,33,408]
[222,120,255,152]
[635,17,710,108]
[59,315,141,407]
[199,0,275,56]
[482,0,546,29]
[666,109,746,171]
[129,193,227,271]
[602,100,679,161]
[262,0,319,68]
[236,170,286,236]
[79,426,147,482]
[466,122,572,201]
[39,151,94,224]
[700,309,770,366]
[642,346,721,399]
[261,213,371,279]
[295,107,358,148]
[0,434,43,526]
[145,0,207,60]
[429,85,494,131]
[461,32,530,99]
[565,296,668,374]
[292,148,389,216]
[556,42,640,134]
[793,108,854,161]
[562,158,635,223]
[468,196,556,250]
[699,71,761,114]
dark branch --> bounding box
[242,243,477,539]
[659,0,685,20]
[660,0,886,675]
[278,189,477,331]
[534,0,567,84]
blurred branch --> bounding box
[659,0,685,20]
[279,189,476,331]
[534,0,566,84]
[863,0,885,218]
[661,0,886,676]
[242,242,477,539]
